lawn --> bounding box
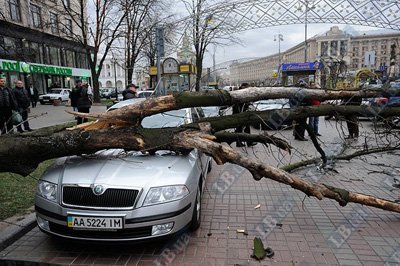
[0,160,54,220]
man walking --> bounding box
[28,83,39,108]
[0,77,18,134]
[13,80,32,132]
[72,79,92,124]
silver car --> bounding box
[35,99,212,241]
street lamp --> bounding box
[298,0,315,62]
[274,34,283,72]
[111,57,118,101]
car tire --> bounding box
[189,185,201,231]
[40,101,44,105]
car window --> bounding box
[51,89,62,94]
[141,109,189,128]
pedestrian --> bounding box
[232,83,255,147]
[308,81,321,136]
[344,96,362,139]
[27,83,39,108]
[0,77,18,134]
[13,80,33,132]
[73,79,92,124]
[292,81,309,141]
[69,84,79,113]
[122,84,137,100]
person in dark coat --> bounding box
[122,84,137,100]
[71,79,92,124]
[292,81,310,141]
[343,96,362,139]
[232,83,254,147]
[13,80,32,132]
[27,83,39,108]
[0,77,18,134]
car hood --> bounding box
[42,149,198,188]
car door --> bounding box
[190,107,209,176]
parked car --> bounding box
[35,98,212,241]
[39,88,71,105]
[252,98,292,129]
[369,95,400,128]
[100,88,117,99]
[137,90,154,98]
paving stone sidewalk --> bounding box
[1,115,399,265]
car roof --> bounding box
[107,98,146,111]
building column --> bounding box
[328,41,331,57]
[317,42,321,57]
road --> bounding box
[1,104,400,265]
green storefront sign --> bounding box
[0,59,73,76]
[28,64,72,76]
[0,60,20,72]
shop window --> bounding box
[49,46,60,65]
[30,4,42,28]
[30,42,41,63]
[65,50,75,67]
[0,36,5,55]
[50,12,59,34]
[8,0,21,22]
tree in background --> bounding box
[181,0,237,91]
[54,0,132,102]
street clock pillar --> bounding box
[162,58,180,94]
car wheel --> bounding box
[207,159,212,173]
[40,101,44,105]
[189,185,201,231]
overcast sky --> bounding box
[169,2,398,68]
[200,24,398,68]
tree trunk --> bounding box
[2,88,400,214]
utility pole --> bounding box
[274,34,283,84]
[112,57,118,101]
[155,27,165,95]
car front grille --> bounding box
[48,222,152,239]
[62,186,139,209]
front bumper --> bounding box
[35,195,194,241]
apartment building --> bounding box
[0,0,91,94]
[230,26,400,85]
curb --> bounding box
[0,212,37,251]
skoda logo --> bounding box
[93,185,105,195]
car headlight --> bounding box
[143,185,189,206]
[37,180,57,202]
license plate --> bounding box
[67,216,123,229]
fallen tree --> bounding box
[2,87,400,213]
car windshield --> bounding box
[50,89,62,94]
[142,109,188,128]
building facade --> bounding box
[0,0,91,94]
[98,56,125,91]
[230,26,400,85]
